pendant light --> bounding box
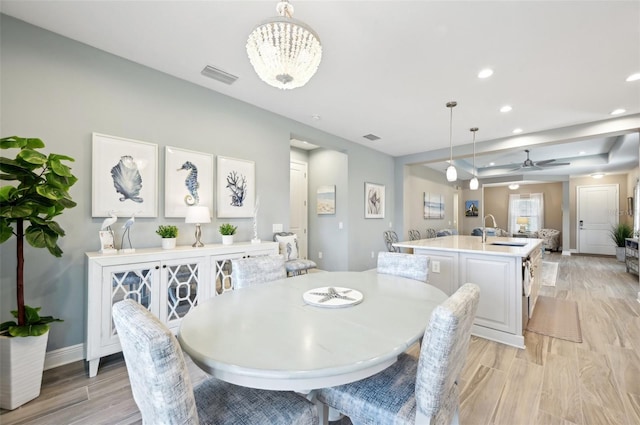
[469,127,479,190]
[445,101,458,182]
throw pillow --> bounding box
[275,234,299,261]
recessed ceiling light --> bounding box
[508,183,520,190]
[512,128,523,134]
[489,162,495,166]
[610,108,626,115]
[626,73,640,82]
[500,105,512,113]
[311,114,322,121]
[591,173,605,179]
[578,151,586,155]
[478,68,494,79]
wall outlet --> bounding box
[389,222,393,228]
[371,251,375,259]
[432,260,440,273]
[339,222,343,229]
[273,223,283,232]
[318,251,323,259]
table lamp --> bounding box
[185,206,211,247]
[516,217,528,233]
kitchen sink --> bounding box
[489,241,528,247]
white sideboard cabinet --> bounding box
[86,242,278,377]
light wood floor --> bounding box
[1,253,638,425]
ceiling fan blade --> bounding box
[538,161,570,167]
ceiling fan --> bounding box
[507,149,570,172]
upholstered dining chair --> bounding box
[424,228,438,239]
[377,252,429,283]
[273,232,317,276]
[231,254,286,290]
[409,229,422,241]
[383,230,401,252]
[112,299,317,425]
[316,283,480,425]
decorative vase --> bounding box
[616,246,625,262]
[161,238,177,250]
[0,331,49,410]
[222,235,234,245]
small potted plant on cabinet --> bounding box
[610,222,634,262]
[0,136,77,410]
[156,225,178,249]
[219,223,237,245]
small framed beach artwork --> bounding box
[365,182,385,219]
[465,200,479,217]
[164,146,214,217]
[217,156,255,218]
[317,185,336,215]
[424,193,444,219]
[92,133,158,217]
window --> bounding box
[508,193,544,233]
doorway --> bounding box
[577,184,618,255]
[290,159,309,259]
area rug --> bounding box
[541,261,559,286]
[527,296,582,342]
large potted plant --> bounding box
[610,222,633,262]
[0,136,77,410]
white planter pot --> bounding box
[161,238,177,250]
[0,331,49,410]
[616,246,626,262]
[222,235,234,245]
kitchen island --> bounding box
[395,235,543,348]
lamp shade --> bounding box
[185,206,211,224]
[516,217,528,225]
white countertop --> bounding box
[395,235,543,257]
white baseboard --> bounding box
[44,343,84,371]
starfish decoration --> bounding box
[308,287,355,303]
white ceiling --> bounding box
[3,0,639,181]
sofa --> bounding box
[471,227,509,237]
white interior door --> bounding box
[577,184,618,255]
[290,160,308,259]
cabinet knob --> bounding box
[155,266,160,270]
[162,265,167,269]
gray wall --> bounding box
[0,15,395,352]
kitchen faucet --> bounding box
[482,214,497,243]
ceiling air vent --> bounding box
[201,65,238,85]
[363,134,381,141]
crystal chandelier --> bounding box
[246,0,322,90]
[445,101,458,182]
[469,127,479,190]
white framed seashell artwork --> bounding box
[164,146,214,218]
[92,133,158,218]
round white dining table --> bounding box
[178,271,447,392]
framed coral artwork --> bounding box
[216,156,255,218]
[164,146,214,217]
[92,133,158,217]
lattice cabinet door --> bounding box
[211,252,246,295]
[101,261,160,348]
[160,257,209,331]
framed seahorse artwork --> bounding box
[164,146,214,217]
[216,156,255,218]
[92,133,158,217]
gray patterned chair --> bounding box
[273,232,317,276]
[436,228,459,237]
[535,228,560,252]
[383,230,401,252]
[377,252,429,282]
[231,255,286,289]
[316,283,480,425]
[408,229,422,241]
[112,299,317,425]
[471,227,509,237]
